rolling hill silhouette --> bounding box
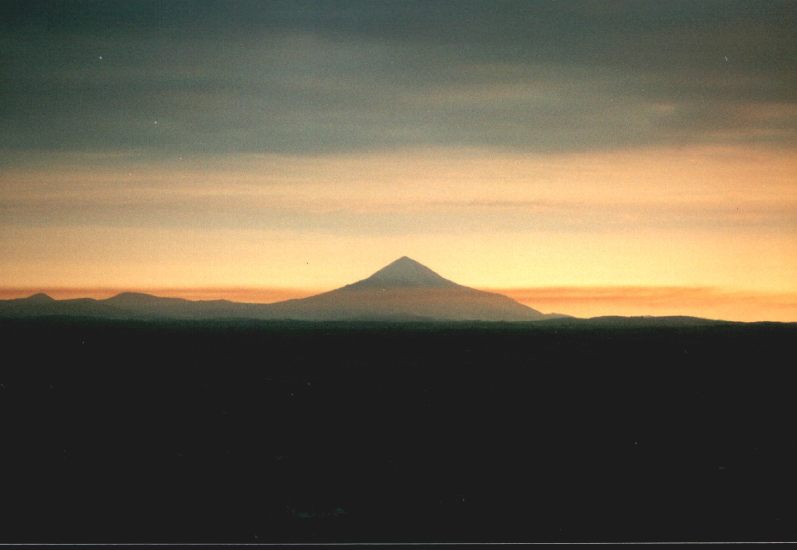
[0,257,559,322]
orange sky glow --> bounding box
[2,1,796,323]
[1,144,795,322]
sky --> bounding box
[1,0,795,321]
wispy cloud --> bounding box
[2,1,795,156]
[2,146,795,236]
[0,2,794,323]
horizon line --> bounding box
[1,285,795,323]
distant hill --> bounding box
[5,257,786,325]
[0,257,560,322]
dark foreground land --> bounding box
[1,317,796,543]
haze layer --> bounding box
[1,2,795,321]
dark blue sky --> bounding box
[2,0,795,158]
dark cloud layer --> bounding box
[2,0,795,156]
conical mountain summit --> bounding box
[262,256,546,321]
[347,256,459,289]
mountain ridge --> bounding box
[0,257,559,322]
[9,257,771,324]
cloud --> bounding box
[1,146,795,236]
[2,172,794,235]
[1,1,795,156]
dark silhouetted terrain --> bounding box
[1,317,796,543]
[0,257,556,322]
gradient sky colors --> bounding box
[1,1,795,321]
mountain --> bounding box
[0,257,558,322]
[0,293,123,318]
[263,256,550,321]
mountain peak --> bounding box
[348,256,459,289]
[383,256,427,271]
